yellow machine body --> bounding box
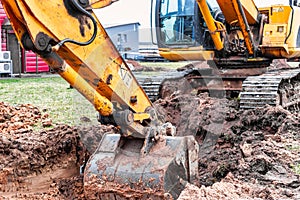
[156,0,300,64]
[260,5,300,58]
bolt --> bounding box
[38,38,46,47]
[130,96,137,104]
[106,74,113,85]
[127,112,134,123]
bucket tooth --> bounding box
[84,133,199,199]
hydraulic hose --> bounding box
[53,0,98,50]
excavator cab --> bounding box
[154,0,224,61]
[156,0,198,46]
[150,0,300,110]
[155,0,300,64]
[155,0,223,49]
[291,0,300,7]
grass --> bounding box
[0,61,192,130]
[1,60,296,129]
[139,61,191,70]
[292,164,300,175]
[286,145,300,175]
[0,76,98,128]
[287,145,300,151]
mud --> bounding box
[0,102,123,199]
[154,93,300,199]
[1,88,300,199]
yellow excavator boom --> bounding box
[2,0,152,137]
[0,0,199,199]
[216,0,258,55]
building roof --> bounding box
[103,22,140,29]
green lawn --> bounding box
[139,61,190,70]
[0,76,98,128]
[0,61,189,129]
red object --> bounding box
[0,2,6,25]
[0,2,49,73]
[25,51,49,72]
[0,2,7,51]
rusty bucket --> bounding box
[84,133,199,199]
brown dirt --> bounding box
[0,123,87,199]
[154,92,300,200]
[1,88,300,199]
[0,102,118,199]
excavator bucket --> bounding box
[84,133,199,199]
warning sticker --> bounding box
[118,63,133,88]
[273,7,284,12]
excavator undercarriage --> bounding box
[135,60,300,111]
[148,0,300,112]
[240,67,300,110]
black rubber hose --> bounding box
[236,0,256,55]
[285,5,294,44]
[56,0,98,48]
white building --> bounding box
[104,22,140,53]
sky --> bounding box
[94,0,151,28]
[95,0,289,28]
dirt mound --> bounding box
[0,102,123,199]
[0,102,49,134]
[0,123,88,199]
[154,93,300,199]
[154,93,239,137]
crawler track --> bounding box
[240,68,300,110]
[134,70,186,101]
[134,66,300,111]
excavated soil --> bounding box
[154,93,300,200]
[1,90,300,199]
[0,102,118,199]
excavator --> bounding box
[137,0,300,109]
[0,0,199,199]
[1,0,299,199]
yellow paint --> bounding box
[159,47,215,61]
[133,113,151,123]
[159,1,300,61]
[59,63,114,116]
[2,0,152,113]
[90,0,114,9]
[260,5,300,58]
[217,0,258,25]
[196,0,224,51]
[217,0,256,55]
